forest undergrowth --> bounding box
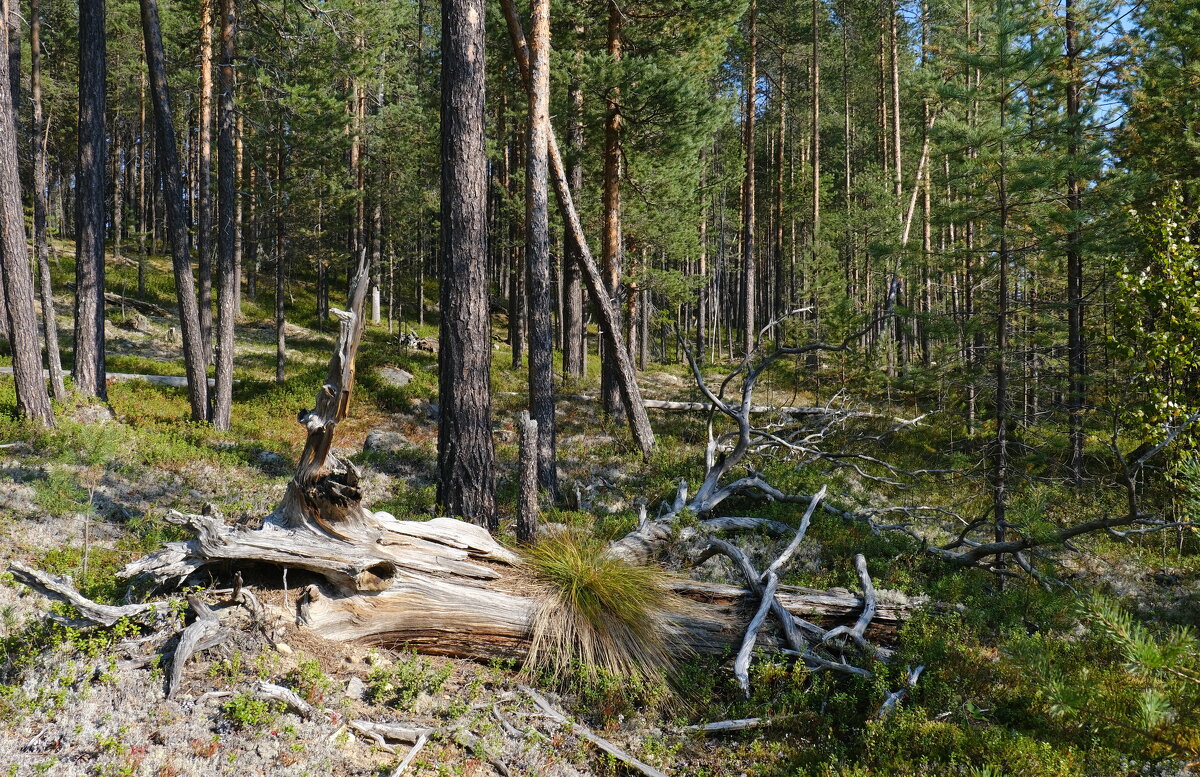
[0,250,1197,777]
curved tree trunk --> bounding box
[140,0,210,422]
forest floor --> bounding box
[0,248,1198,776]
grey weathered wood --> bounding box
[8,562,163,626]
[517,410,539,543]
[762,486,826,580]
[734,572,778,698]
[168,594,224,697]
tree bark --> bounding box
[140,0,210,421]
[600,0,625,421]
[810,2,820,340]
[517,410,538,543]
[197,0,214,365]
[561,33,585,381]
[137,66,146,293]
[30,0,66,402]
[75,0,108,401]
[234,114,243,316]
[742,0,757,356]
[213,0,237,431]
[0,6,52,425]
[275,130,286,385]
[438,0,497,526]
[526,0,557,496]
[994,83,1010,577]
[1065,0,1084,487]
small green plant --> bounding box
[289,655,333,705]
[523,529,688,685]
[222,692,278,730]
[365,650,451,710]
[32,467,90,516]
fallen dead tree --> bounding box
[5,262,921,707]
[104,261,917,667]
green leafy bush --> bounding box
[365,650,451,710]
[222,692,279,730]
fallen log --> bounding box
[63,281,171,317]
[119,508,920,660]
[115,260,921,670]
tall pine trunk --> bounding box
[75,0,108,401]
[561,35,585,380]
[140,0,209,421]
[600,0,625,420]
[438,0,496,525]
[275,128,285,385]
[0,6,52,425]
[212,0,237,430]
[197,0,214,365]
[1065,0,1084,486]
[741,0,757,356]
[30,0,65,402]
[526,0,557,496]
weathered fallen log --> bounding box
[119,508,920,660]
[63,281,172,317]
[114,260,921,670]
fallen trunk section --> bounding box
[118,509,919,661]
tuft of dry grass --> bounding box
[523,529,691,684]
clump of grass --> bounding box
[523,529,689,685]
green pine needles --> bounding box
[522,530,689,685]
[1018,596,1200,764]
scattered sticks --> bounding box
[519,684,670,777]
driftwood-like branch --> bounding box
[391,732,429,775]
[878,665,925,718]
[519,685,669,777]
[682,716,789,735]
[257,681,321,720]
[761,486,825,580]
[8,561,167,627]
[734,572,779,698]
[350,720,435,745]
[168,594,225,697]
[821,554,877,655]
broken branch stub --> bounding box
[280,253,378,543]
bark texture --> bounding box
[140,0,210,421]
[213,0,237,430]
[0,11,53,425]
[30,0,66,402]
[525,0,556,495]
[75,0,108,401]
[438,0,497,526]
